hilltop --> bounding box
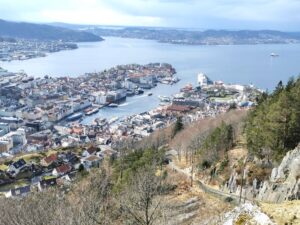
[0,19,103,42]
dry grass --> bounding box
[164,167,233,225]
[260,201,300,225]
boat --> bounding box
[67,112,83,121]
[135,88,144,95]
[158,95,171,102]
[270,53,279,57]
[147,92,153,96]
[85,107,99,116]
[108,103,118,107]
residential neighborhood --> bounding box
[0,64,261,198]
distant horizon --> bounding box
[1,18,300,33]
[1,0,300,31]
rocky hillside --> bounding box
[257,145,300,202]
[223,144,300,203]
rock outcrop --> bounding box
[224,145,300,203]
[257,145,300,202]
[221,203,275,225]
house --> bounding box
[99,145,118,160]
[8,158,26,175]
[41,153,57,167]
[38,177,57,191]
[52,164,72,177]
[80,155,102,169]
[5,185,31,198]
[82,145,98,157]
[61,152,78,164]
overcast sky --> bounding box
[0,0,300,30]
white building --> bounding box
[197,73,213,87]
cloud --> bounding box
[0,0,299,30]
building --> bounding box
[81,155,102,169]
[8,159,26,175]
[197,73,213,87]
[52,164,72,177]
[41,154,58,167]
[38,177,57,191]
[0,122,10,136]
[5,185,31,198]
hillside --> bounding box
[89,27,300,45]
[0,19,103,42]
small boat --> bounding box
[135,88,144,95]
[270,53,279,57]
[67,112,83,121]
[147,92,153,96]
[108,103,118,107]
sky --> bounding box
[0,0,300,30]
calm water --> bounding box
[1,37,300,122]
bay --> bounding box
[1,37,300,122]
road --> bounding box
[169,161,247,205]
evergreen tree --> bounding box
[172,116,184,138]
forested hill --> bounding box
[0,19,103,42]
[89,27,300,45]
[245,77,300,161]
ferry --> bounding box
[158,95,171,102]
[67,112,83,121]
[85,107,99,116]
[270,53,279,57]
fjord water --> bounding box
[1,37,300,121]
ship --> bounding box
[270,53,279,57]
[67,112,83,121]
[85,107,99,116]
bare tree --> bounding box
[121,166,166,225]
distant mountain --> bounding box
[88,27,300,45]
[0,19,103,42]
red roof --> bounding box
[43,154,57,164]
[87,146,97,155]
[55,164,72,174]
